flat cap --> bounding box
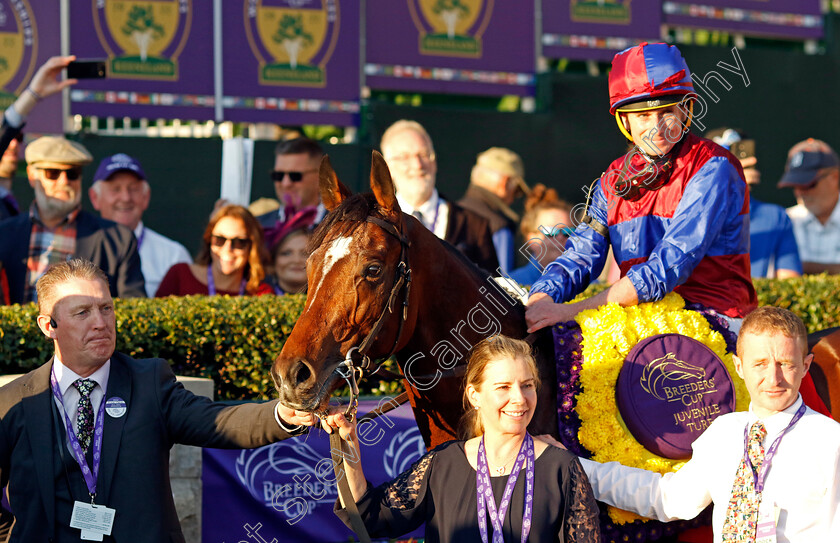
[476,147,530,196]
[25,136,93,167]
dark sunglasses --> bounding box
[270,169,317,182]
[210,235,251,251]
[37,166,82,181]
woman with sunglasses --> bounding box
[156,204,272,297]
[325,335,600,543]
[509,184,573,287]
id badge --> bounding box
[755,502,779,543]
[70,501,116,541]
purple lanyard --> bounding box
[49,368,106,502]
[206,266,246,296]
[273,284,285,296]
[476,433,535,543]
[136,226,146,249]
[743,402,806,494]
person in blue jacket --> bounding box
[706,127,801,279]
[525,42,757,334]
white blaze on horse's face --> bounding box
[310,235,355,304]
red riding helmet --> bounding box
[609,42,695,140]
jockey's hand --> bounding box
[525,293,578,332]
[276,403,319,427]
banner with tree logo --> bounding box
[365,0,536,97]
[69,0,215,121]
[221,0,360,126]
[0,0,63,134]
[662,0,823,40]
[542,0,662,62]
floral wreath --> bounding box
[554,292,749,530]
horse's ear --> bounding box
[319,155,352,211]
[370,151,401,217]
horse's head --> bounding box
[271,151,418,412]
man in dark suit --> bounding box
[0,258,313,542]
[380,120,499,272]
[0,136,145,303]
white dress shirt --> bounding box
[52,356,111,439]
[581,396,840,542]
[396,189,450,240]
[135,222,192,297]
[787,201,840,264]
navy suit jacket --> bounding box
[0,210,145,303]
[0,353,292,542]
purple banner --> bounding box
[0,0,63,134]
[365,0,536,97]
[68,0,215,121]
[221,0,360,126]
[663,1,823,40]
[202,399,426,542]
[542,0,662,62]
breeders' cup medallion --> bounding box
[616,333,735,459]
[94,0,191,80]
[245,0,339,87]
[409,0,492,58]
[571,0,631,24]
[0,0,37,109]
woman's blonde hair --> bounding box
[458,335,541,440]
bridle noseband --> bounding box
[319,214,412,421]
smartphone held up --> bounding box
[66,59,108,80]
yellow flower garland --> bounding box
[574,293,749,524]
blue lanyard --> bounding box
[49,368,106,502]
[743,402,806,493]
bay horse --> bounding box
[271,151,558,448]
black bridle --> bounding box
[323,214,412,421]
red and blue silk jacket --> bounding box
[531,133,757,318]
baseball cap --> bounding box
[94,153,147,182]
[778,139,839,188]
[25,136,93,166]
[476,147,530,196]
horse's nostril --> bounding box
[294,361,312,386]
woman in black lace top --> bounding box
[325,335,601,542]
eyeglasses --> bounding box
[271,169,317,182]
[210,235,251,251]
[798,171,834,191]
[36,166,83,181]
[387,152,436,164]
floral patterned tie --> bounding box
[722,420,767,541]
[73,379,96,454]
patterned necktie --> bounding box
[722,420,767,542]
[73,379,96,454]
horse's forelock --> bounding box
[308,193,391,254]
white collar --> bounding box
[748,395,804,436]
[397,189,442,217]
[53,355,111,397]
[133,221,145,238]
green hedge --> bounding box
[2,275,838,400]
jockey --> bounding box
[526,42,757,334]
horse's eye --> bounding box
[365,264,382,279]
